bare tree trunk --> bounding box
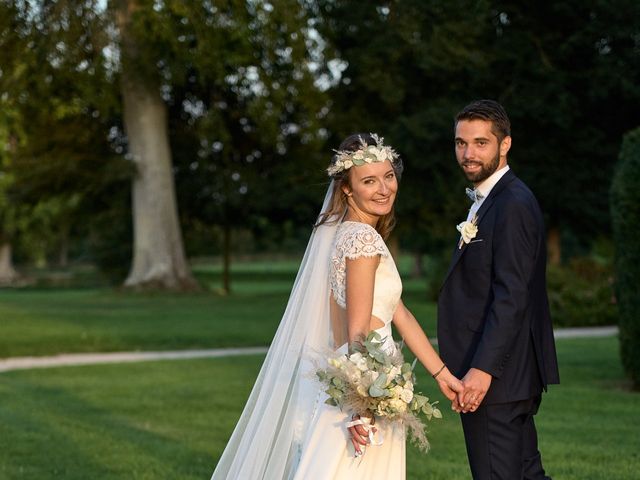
[116,0,198,291]
[222,223,231,295]
[0,242,19,285]
[412,251,424,278]
[547,226,561,266]
[58,224,69,268]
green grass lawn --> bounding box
[0,259,436,358]
[0,337,637,479]
[0,288,287,357]
[1,259,635,478]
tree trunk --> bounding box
[0,242,19,285]
[58,224,69,268]
[221,223,231,295]
[547,226,561,266]
[115,0,198,290]
[412,251,424,278]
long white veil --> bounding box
[211,182,339,479]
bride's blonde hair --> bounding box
[316,133,403,240]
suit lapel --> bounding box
[440,170,517,289]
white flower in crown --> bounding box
[327,133,400,176]
[456,214,479,249]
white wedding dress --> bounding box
[292,221,406,479]
[211,201,407,479]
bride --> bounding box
[211,133,462,479]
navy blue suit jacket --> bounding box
[437,170,560,404]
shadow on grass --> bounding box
[0,360,251,479]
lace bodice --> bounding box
[330,221,402,326]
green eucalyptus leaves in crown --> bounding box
[328,133,400,177]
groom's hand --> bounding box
[458,368,492,413]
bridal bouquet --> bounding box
[316,331,441,452]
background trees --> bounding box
[0,0,637,295]
[317,0,640,261]
[0,0,127,282]
[481,1,640,262]
[109,0,330,291]
[1,0,330,290]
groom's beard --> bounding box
[461,150,500,184]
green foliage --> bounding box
[2,0,330,278]
[319,1,640,256]
[122,0,331,278]
[2,0,639,292]
[547,257,617,327]
[425,249,456,301]
[610,127,640,389]
[489,1,640,246]
[0,0,131,270]
[86,190,133,283]
[317,0,490,252]
[159,0,329,238]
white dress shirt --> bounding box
[466,165,510,222]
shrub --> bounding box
[547,257,616,327]
[610,127,640,389]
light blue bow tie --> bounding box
[465,187,484,203]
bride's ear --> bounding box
[342,186,352,197]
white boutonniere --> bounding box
[456,214,478,249]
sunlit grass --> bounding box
[0,258,436,358]
[0,337,636,479]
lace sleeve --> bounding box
[330,222,389,309]
[341,223,388,260]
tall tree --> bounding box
[113,0,197,290]
[0,1,26,284]
[0,132,21,285]
[0,168,20,284]
[151,0,329,292]
[3,0,329,290]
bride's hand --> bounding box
[347,414,376,457]
[435,368,464,402]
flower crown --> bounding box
[327,133,400,176]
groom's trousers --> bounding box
[460,395,552,480]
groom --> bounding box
[437,99,560,479]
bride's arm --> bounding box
[392,300,463,400]
[344,254,380,456]
[344,255,380,345]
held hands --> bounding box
[452,368,492,413]
[434,367,465,402]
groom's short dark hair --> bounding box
[455,99,511,143]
